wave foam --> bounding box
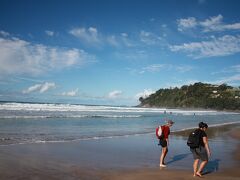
[1,102,238,115]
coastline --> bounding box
[172,121,240,138]
[138,104,240,113]
[0,123,239,179]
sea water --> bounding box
[0,102,240,146]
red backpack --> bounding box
[156,125,164,139]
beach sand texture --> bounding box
[109,127,240,180]
[0,125,239,180]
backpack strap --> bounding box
[161,125,165,139]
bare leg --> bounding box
[193,159,199,176]
[163,147,168,164]
[160,147,168,166]
[196,160,208,177]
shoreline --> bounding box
[172,121,240,138]
[0,123,239,179]
[1,121,239,147]
[137,104,240,113]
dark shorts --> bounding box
[190,147,208,161]
[159,139,167,147]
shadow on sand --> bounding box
[202,159,221,175]
[167,153,191,165]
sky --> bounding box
[0,0,240,106]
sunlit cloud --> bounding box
[209,74,240,85]
[0,33,96,76]
[177,14,240,32]
[143,64,168,73]
[212,64,240,75]
[22,82,56,94]
[106,35,119,47]
[170,35,240,58]
[61,88,79,97]
[107,90,123,99]
[139,64,193,74]
[69,27,100,44]
[45,30,54,36]
[0,30,10,37]
[177,17,197,31]
[139,30,161,45]
[135,89,155,99]
[176,65,194,73]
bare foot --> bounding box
[196,172,202,178]
[159,164,167,167]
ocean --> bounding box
[0,102,240,146]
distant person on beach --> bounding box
[189,122,211,177]
[157,120,174,167]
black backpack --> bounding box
[187,129,201,149]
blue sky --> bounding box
[0,0,240,106]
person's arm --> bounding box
[203,137,211,157]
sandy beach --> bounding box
[0,124,239,180]
[109,127,240,180]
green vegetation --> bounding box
[139,82,240,111]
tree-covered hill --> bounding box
[139,82,240,111]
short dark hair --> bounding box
[199,122,208,129]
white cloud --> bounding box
[121,33,128,37]
[133,64,193,74]
[170,35,240,58]
[69,27,100,44]
[221,74,240,83]
[199,14,224,32]
[135,89,155,99]
[115,50,148,61]
[107,90,123,99]
[120,32,134,47]
[61,88,79,97]
[212,64,240,75]
[45,30,54,36]
[106,35,119,47]
[22,82,56,94]
[164,80,199,89]
[231,65,240,73]
[0,31,10,37]
[70,27,157,48]
[177,17,197,31]
[0,34,95,76]
[176,65,193,73]
[210,74,240,85]
[139,30,160,45]
[177,14,240,32]
[69,27,134,47]
[143,64,168,73]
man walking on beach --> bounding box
[158,120,174,167]
[189,122,211,177]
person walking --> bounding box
[190,122,211,177]
[158,119,174,167]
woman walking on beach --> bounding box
[189,122,211,177]
[158,120,174,167]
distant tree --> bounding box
[139,97,144,103]
[138,82,239,110]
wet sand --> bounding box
[109,127,240,180]
[0,124,239,179]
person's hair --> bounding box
[199,122,208,129]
